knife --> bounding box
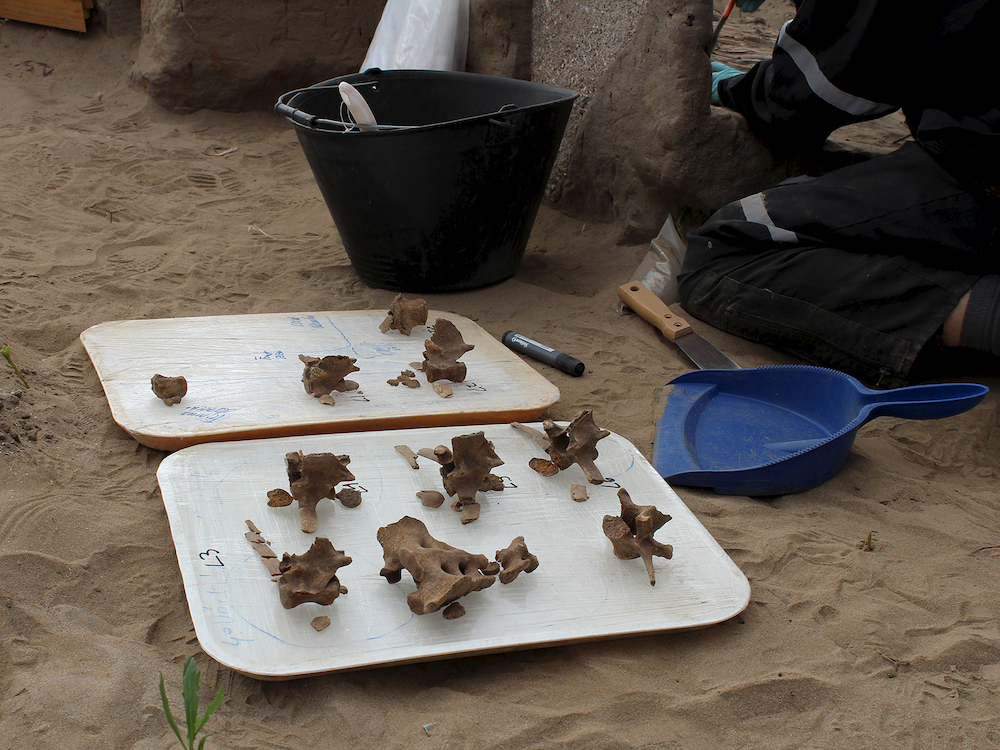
[617,281,740,370]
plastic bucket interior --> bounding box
[276,69,578,292]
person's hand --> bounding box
[736,0,767,11]
[711,62,743,106]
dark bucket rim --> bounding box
[275,68,579,135]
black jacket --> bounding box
[720,0,1000,195]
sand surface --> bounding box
[2,8,1000,749]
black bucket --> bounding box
[276,69,578,292]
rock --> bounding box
[557,0,884,242]
[133,0,536,114]
[468,0,533,80]
[132,0,384,113]
[94,0,142,39]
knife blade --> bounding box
[617,281,741,370]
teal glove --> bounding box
[711,62,743,106]
[736,0,766,11]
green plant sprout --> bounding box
[159,656,225,750]
[859,530,878,552]
[1,345,29,389]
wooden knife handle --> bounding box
[617,282,693,342]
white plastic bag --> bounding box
[618,216,688,314]
[361,0,470,73]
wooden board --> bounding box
[81,310,560,451]
[156,423,751,679]
[0,0,87,32]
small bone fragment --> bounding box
[422,318,474,383]
[528,457,559,477]
[377,516,497,616]
[570,484,589,502]
[262,558,282,577]
[417,490,445,508]
[432,382,453,398]
[151,375,187,406]
[544,411,610,484]
[417,447,439,462]
[513,411,610,484]
[510,421,550,450]
[318,394,336,406]
[337,487,362,508]
[602,488,673,585]
[245,532,277,559]
[300,354,360,400]
[388,369,421,388]
[429,432,505,521]
[442,602,466,619]
[441,433,503,500]
[380,294,428,335]
[396,445,420,469]
[410,361,424,371]
[286,451,356,533]
[277,536,352,608]
[496,536,539,584]
[311,616,331,632]
[459,502,480,524]
[484,475,505,492]
[244,520,282,579]
[267,488,294,507]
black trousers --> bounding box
[678,142,1000,386]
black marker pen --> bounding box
[502,331,585,377]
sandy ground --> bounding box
[2,7,1000,749]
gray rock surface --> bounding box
[468,0,533,80]
[556,0,782,241]
[132,0,532,113]
[530,0,649,202]
[93,0,141,39]
[552,0,893,241]
[132,0,384,113]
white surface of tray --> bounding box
[82,310,560,450]
[156,423,751,679]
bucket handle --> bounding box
[276,90,528,133]
[489,103,520,129]
[275,90,417,131]
[275,82,415,131]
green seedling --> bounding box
[1,345,29,389]
[859,530,877,552]
[159,656,225,750]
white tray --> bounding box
[82,310,559,450]
[157,423,750,679]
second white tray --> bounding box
[157,422,750,679]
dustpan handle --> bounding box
[861,382,989,422]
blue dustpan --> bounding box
[654,366,989,496]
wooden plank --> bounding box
[0,0,87,32]
[81,310,561,451]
